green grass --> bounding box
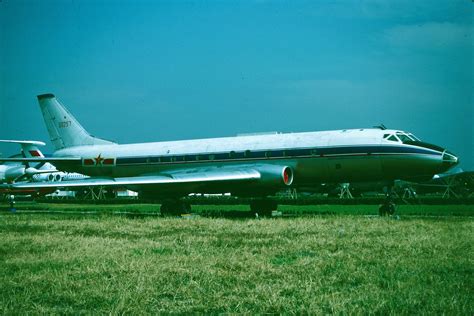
[4,201,474,217]
[0,210,472,314]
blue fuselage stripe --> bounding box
[113,145,441,166]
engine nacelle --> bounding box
[4,166,26,182]
[257,165,294,186]
[32,172,63,182]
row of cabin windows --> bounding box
[117,149,319,164]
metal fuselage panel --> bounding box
[51,129,447,189]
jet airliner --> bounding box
[0,94,459,215]
[0,140,88,198]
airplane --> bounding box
[306,168,472,199]
[0,140,88,198]
[0,140,59,197]
[0,93,459,215]
[413,169,473,198]
[0,140,50,183]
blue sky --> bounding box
[0,0,473,169]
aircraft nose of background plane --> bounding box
[441,150,459,170]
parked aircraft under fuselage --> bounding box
[0,140,88,198]
[0,94,459,214]
[0,140,50,184]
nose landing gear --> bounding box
[379,184,396,216]
[8,194,16,213]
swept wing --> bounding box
[2,167,260,189]
[1,164,292,195]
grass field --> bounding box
[0,204,473,314]
[4,201,474,217]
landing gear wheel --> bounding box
[250,199,278,217]
[379,202,396,216]
[379,183,397,216]
[387,203,395,215]
[160,200,192,216]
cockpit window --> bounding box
[396,133,412,143]
[384,132,421,143]
[395,132,422,144]
[383,133,400,142]
[407,133,421,141]
[387,135,399,142]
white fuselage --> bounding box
[4,93,457,199]
[51,128,452,187]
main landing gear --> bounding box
[250,199,278,217]
[160,198,279,218]
[5,194,16,213]
[160,199,191,216]
[379,185,396,216]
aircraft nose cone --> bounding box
[442,150,459,168]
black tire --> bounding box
[379,203,396,216]
[250,200,277,217]
[161,200,191,216]
[387,203,396,215]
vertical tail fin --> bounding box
[19,141,45,169]
[0,140,46,168]
[0,140,45,158]
[37,94,116,150]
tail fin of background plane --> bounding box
[0,140,46,168]
[0,140,45,158]
[37,94,116,150]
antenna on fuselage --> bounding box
[374,124,387,130]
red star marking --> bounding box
[94,154,104,166]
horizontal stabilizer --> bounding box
[0,157,81,163]
[0,140,46,146]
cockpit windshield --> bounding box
[383,134,399,142]
[396,133,412,143]
[383,132,421,143]
[407,133,421,141]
